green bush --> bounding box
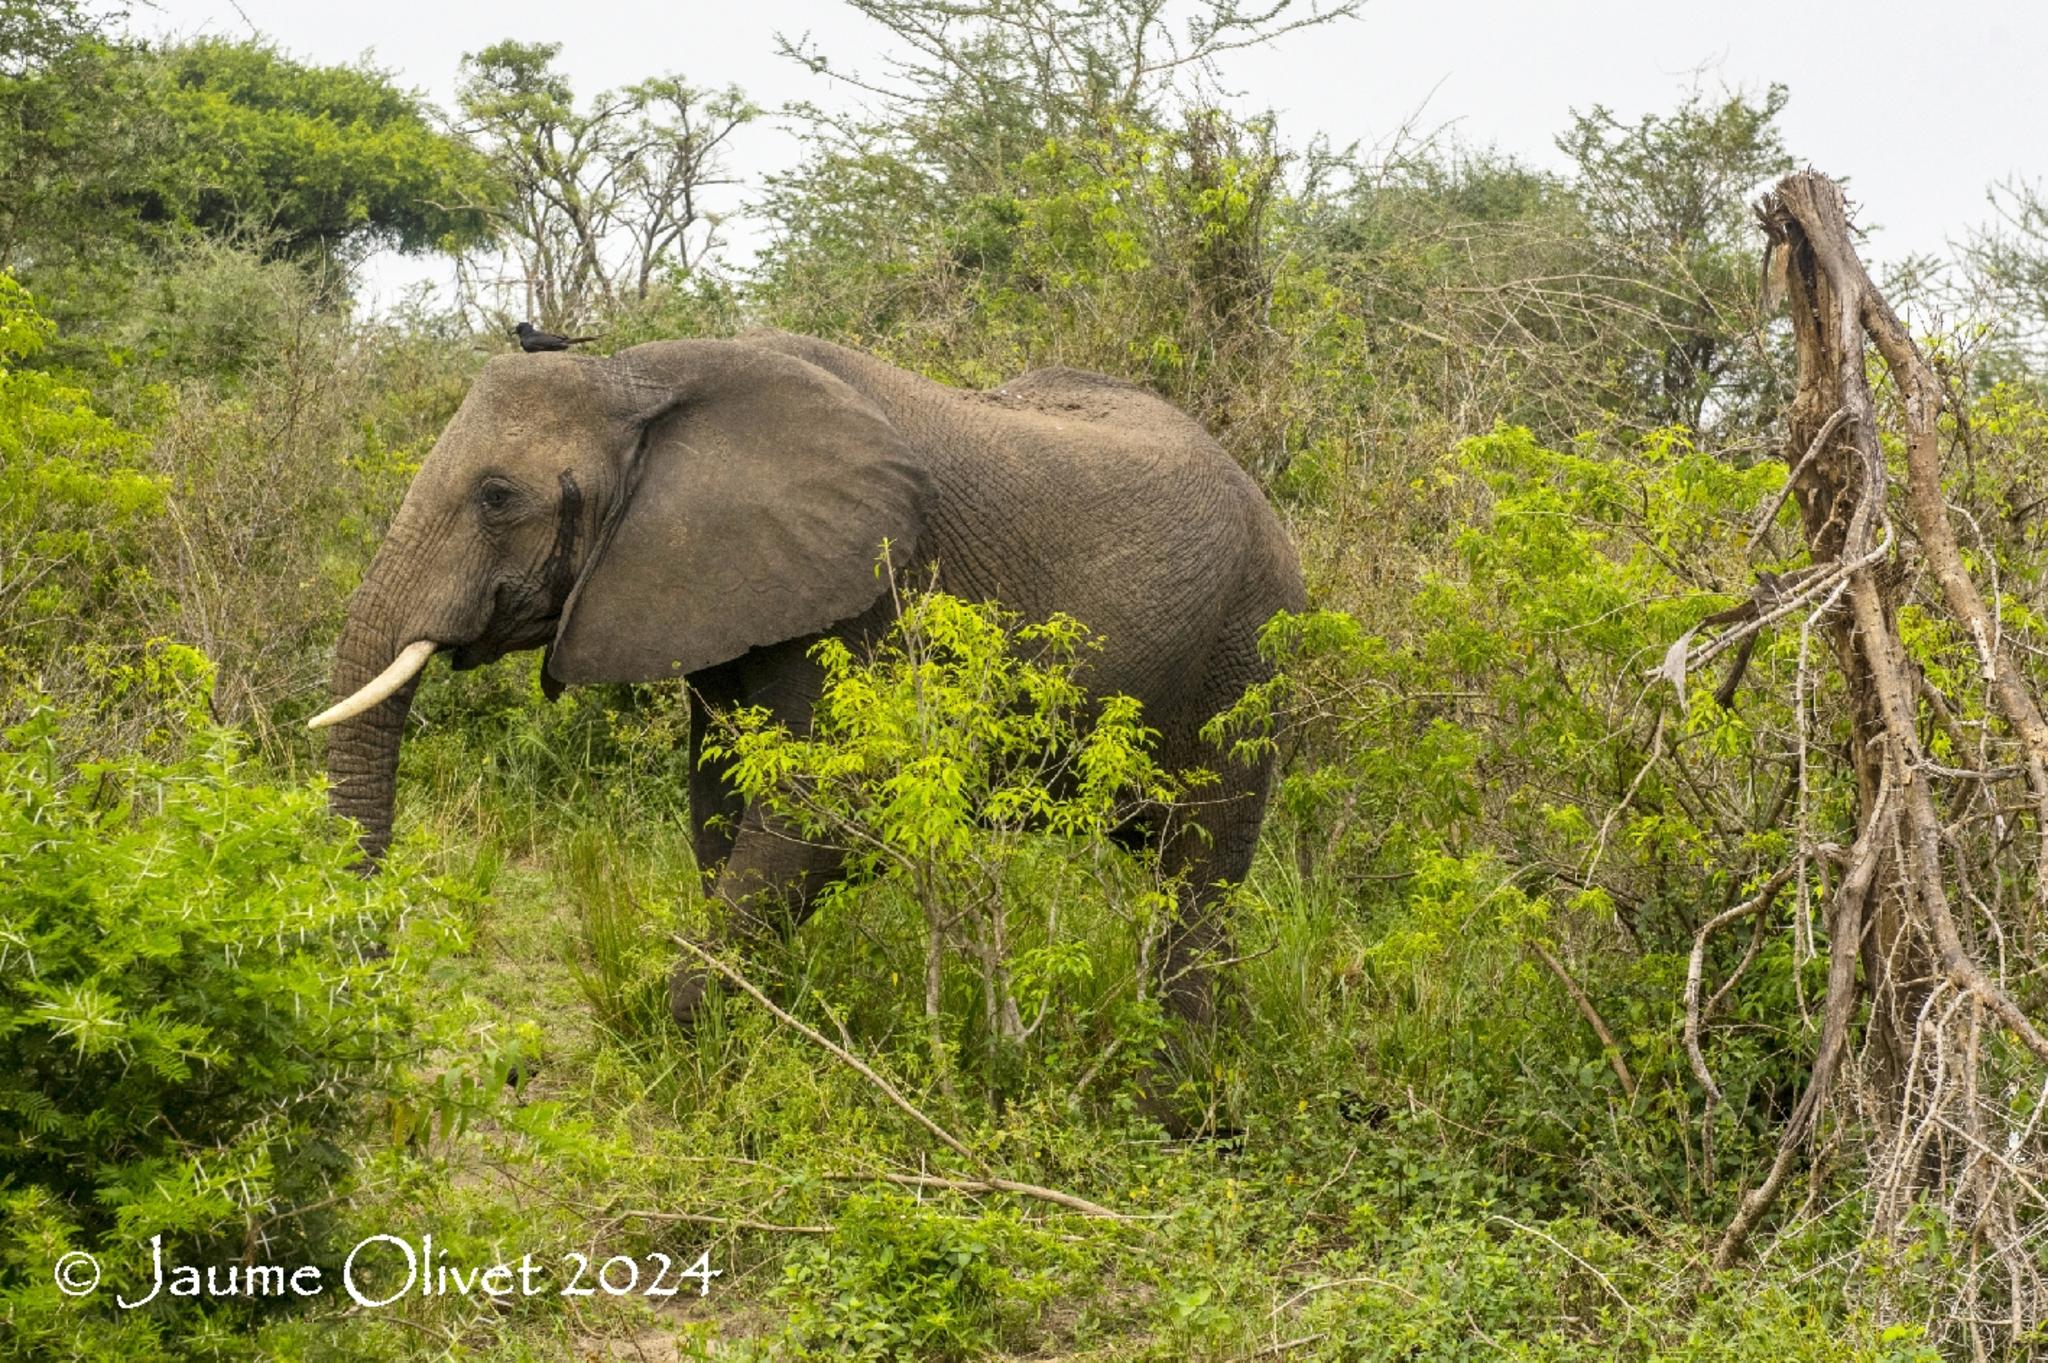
[771,1194,1080,1361]
[708,585,1191,1100]
[0,272,164,685]
[1211,424,1813,1218]
[0,658,453,1358]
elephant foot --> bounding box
[1163,973,1217,1030]
[1129,1057,1241,1144]
[667,959,718,1031]
[667,941,793,1031]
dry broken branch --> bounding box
[1703,174,2048,1309]
[1684,866,1794,1178]
[671,933,986,1170]
[1529,938,1638,1100]
[672,934,1137,1222]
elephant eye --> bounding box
[478,478,518,513]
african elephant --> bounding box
[311,333,1304,1028]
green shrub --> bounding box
[771,1194,1078,1361]
[708,585,1192,1100]
[0,272,164,689]
[1210,424,1814,1218]
[0,658,454,1358]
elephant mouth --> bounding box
[448,641,497,671]
[448,613,564,671]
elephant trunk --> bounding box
[322,565,431,866]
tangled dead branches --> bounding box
[1667,172,2048,1348]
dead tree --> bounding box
[1671,172,2048,1344]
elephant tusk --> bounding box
[307,640,437,729]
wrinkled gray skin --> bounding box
[324,333,1304,1027]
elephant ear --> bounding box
[546,341,929,686]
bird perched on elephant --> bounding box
[512,321,599,352]
[310,333,1305,1029]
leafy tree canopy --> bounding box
[140,39,501,265]
[0,31,501,291]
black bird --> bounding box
[513,321,599,353]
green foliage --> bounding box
[1231,423,1790,880]
[1197,1206,1940,1361]
[772,1195,1079,1360]
[3,3,2043,1356]
[0,273,163,679]
[760,108,1305,457]
[709,586,1188,1093]
[561,823,697,1043]
[142,39,499,267]
[0,29,498,331]
[0,668,458,1359]
[0,6,161,282]
[1215,425,1818,1217]
[0,252,482,750]
[716,591,1176,858]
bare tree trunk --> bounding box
[1706,176,2048,1328]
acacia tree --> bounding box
[779,0,1362,177]
[452,41,756,332]
[758,0,1357,462]
[1969,178,2048,355]
[2,25,493,312]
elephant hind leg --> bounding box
[1151,732,1274,1029]
[711,806,848,946]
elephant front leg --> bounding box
[686,682,744,879]
[668,807,848,1029]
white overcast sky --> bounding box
[138,0,2047,312]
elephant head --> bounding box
[312,340,929,861]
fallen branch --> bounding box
[610,1207,833,1235]
[1528,939,1637,1100]
[820,1170,1136,1221]
[1659,533,1890,683]
[1712,783,1880,1269]
[672,934,986,1171]
[1488,1214,1638,1318]
[487,1158,835,1236]
[1272,1275,1419,1316]
[674,936,1141,1222]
